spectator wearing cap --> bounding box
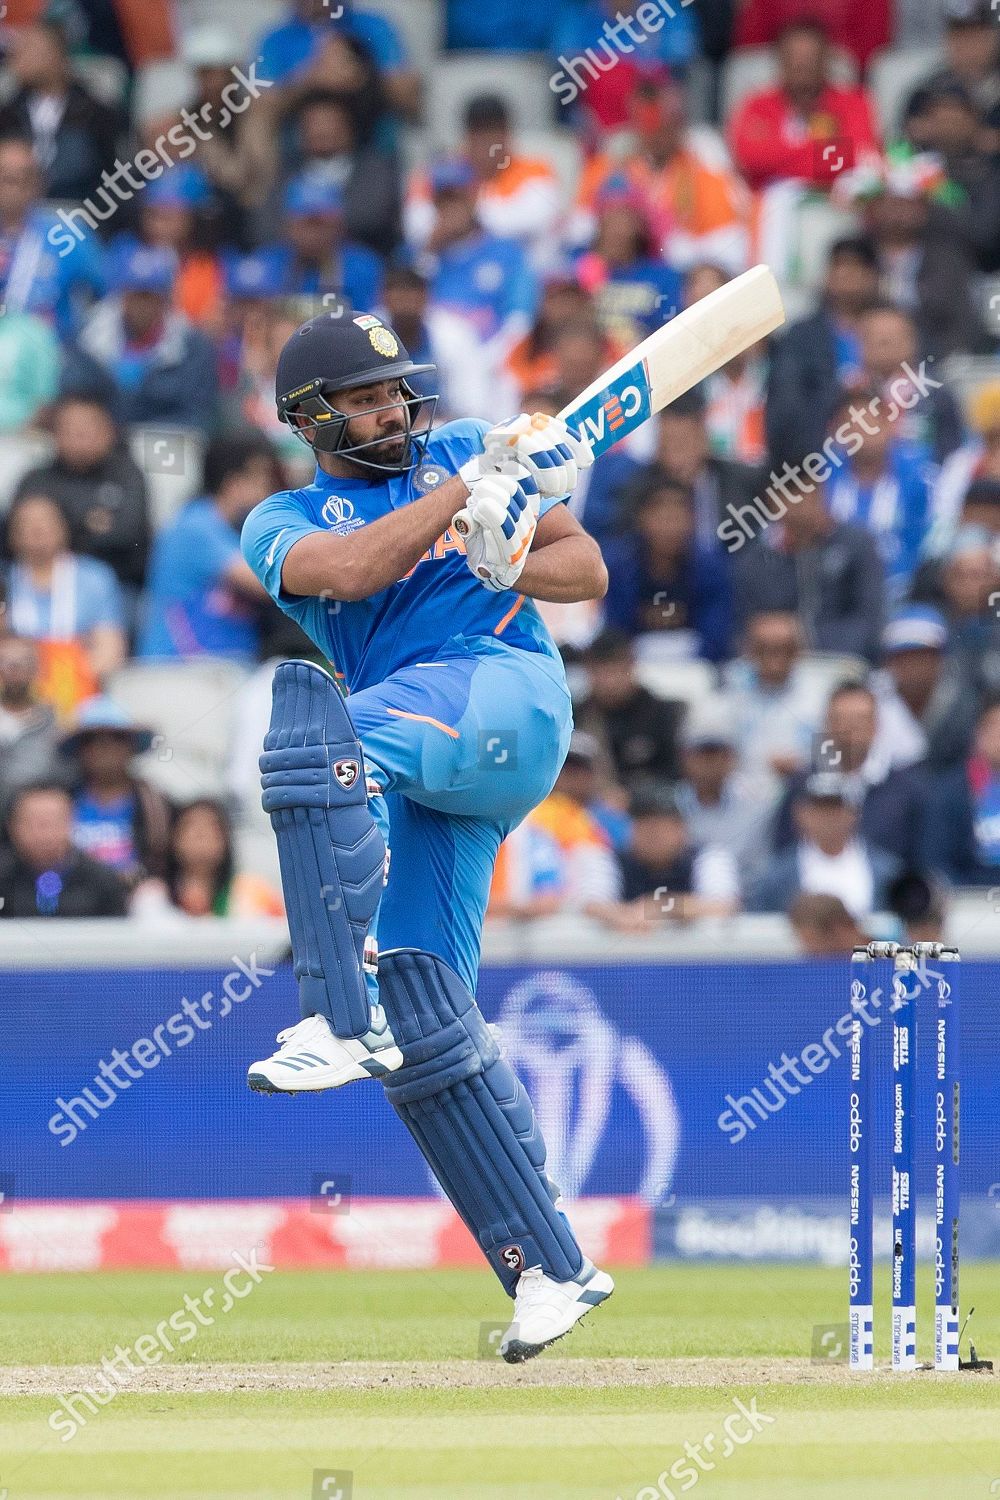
[748,771,902,917]
[0,136,104,341]
[12,394,151,606]
[873,605,977,772]
[406,96,561,270]
[926,697,1000,884]
[676,697,777,885]
[766,237,880,464]
[906,0,1000,144]
[0,780,128,918]
[266,171,384,310]
[597,783,740,933]
[576,627,685,788]
[731,484,886,664]
[573,176,683,352]
[551,0,698,134]
[789,891,870,956]
[824,386,933,600]
[773,680,931,869]
[603,477,734,663]
[843,146,989,360]
[721,610,828,782]
[727,20,881,193]
[489,741,620,922]
[0,635,59,804]
[572,78,749,276]
[3,489,126,715]
[217,251,287,394]
[857,304,965,468]
[929,385,1000,554]
[129,165,225,331]
[138,433,278,662]
[180,26,277,229]
[378,265,489,419]
[59,696,172,888]
[257,0,420,127]
[0,19,123,203]
[287,88,401,254]
[415,159,538,371]
[79,242,219,433]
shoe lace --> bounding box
[274,1014,329,1050]
[513,1266,547,1311]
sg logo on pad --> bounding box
[333,759,360,790]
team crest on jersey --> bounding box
[370,326,400,359]
[333,758,360,790]
[413,462,445,494]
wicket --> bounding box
[849,941,961,1372]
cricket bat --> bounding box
[561,264,785,458]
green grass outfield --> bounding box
[2,1264,999,1500]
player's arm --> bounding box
[279,475,470,600]
[514,503,608,603]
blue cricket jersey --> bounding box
[241,418,564,692]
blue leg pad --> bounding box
[378,948,584,1295]
[260,660,385,1038]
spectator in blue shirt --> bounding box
[573,175,682,349]
[0,136,104,341]
[265,173,384,311]
[258,0,420,121]
[139,433,280,661]
[825,386,933,599]
[447,0,564,50]
[553,0,699,76]
[602,476,734,662]
[416,159,538,366]
[79,242,219,433]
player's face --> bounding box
[338,379,409,467]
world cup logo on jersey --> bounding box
[322,495,365,536]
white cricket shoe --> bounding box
[247,1009,402,1094]
[500,1262,615,1363]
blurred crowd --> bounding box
[1,0,999,941]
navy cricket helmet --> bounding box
[275,309,439,473]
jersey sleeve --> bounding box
[241,493,320,604]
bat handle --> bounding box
[452,509,473,538]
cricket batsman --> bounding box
[241,308,613,1362]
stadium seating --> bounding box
[868,45,945,138]
[127,426,206,531]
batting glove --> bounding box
[452,469,540,593]
[476,413,594,501]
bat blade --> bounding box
[561,264,785,459]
